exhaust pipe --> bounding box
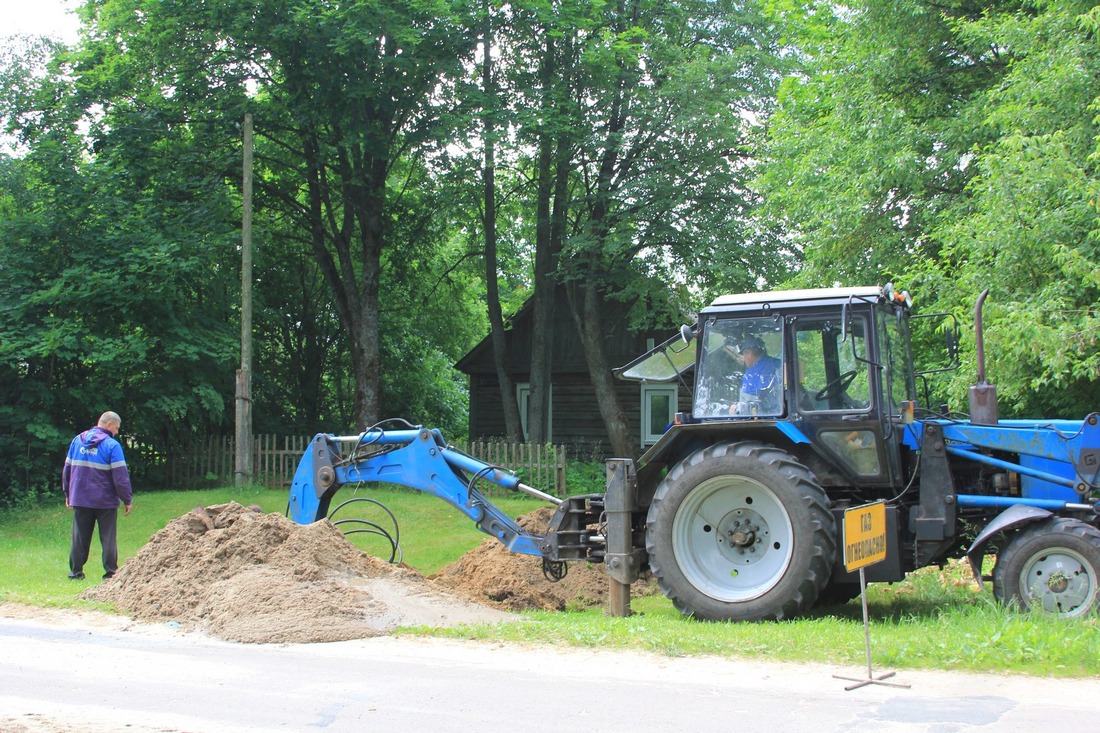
[968,289,999,425]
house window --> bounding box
[517,383,552,441]
[642,385,677,446]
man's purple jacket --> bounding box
[63,426,133,510]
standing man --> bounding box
[63,411,133,580]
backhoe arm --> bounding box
[287,427,558,556]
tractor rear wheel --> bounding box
[645,441,835,621]
[992,518,1100,618]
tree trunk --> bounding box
[481,0,522,441]
[349,168,385,431]
[568,270,635,459]
[567,65,635,458]
[528,34,559,444]
[300,129,382,432]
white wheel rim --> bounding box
[1019,547,1098,618]
[671,475,794,602]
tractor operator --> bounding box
[730,335,782,415]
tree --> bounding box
[505,0,786,456]
[0,36,241,501]
[759,0,1100,416]
[924,3,1100,415]
[0,0,505,506]
[251,228,345,434]
[76,0,480,431]
[478,0,524,441]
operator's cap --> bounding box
[738,335,765,354]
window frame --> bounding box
[641,384,678,446]
[792,315,873,414]
[516,383,552,441]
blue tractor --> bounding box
[289,286,1100,621]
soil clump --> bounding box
[83,502,512,642]
[433,506,658,611]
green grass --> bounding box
[0,486,534,604]
[424,567,1100,678]
[3,487,1098,678]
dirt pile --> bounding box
[83,502,514,642]
[432,507,657,612]
[83,502,655,643]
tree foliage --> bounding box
[760,0,1100,416]
[67,0,481,432]
[0,1,486,503]
[477,0,787,455]
[0,36,241,503]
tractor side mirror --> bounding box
[680,324,694,345]
[945,327,960,361]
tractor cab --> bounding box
[620,285,920,492]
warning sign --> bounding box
[843,501,887,572]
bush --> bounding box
[565,461,606,495]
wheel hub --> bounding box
[1046,571,1069,594]
[717,508,769,563]
[729,525,756,547]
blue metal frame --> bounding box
[901,415,1100,505]
[288,428,546,556]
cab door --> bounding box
[874,303,919,488]
[792,314,891,485]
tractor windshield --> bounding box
[693,316,784,418]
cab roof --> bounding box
[703,286,886,314]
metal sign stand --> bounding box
[832,567,910,691]
[833,501,909,691]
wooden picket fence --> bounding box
[452,439,568,496]
[129,434,567,496]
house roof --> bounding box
[455,288,678,376]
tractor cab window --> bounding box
[616,328,696,383]
[693,317,784,418]
[793,318,871,413]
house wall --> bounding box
[467,371,693,459]
[457,290,688,459]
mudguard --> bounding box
[965,503,1053,588]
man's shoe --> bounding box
[103,572,115,579]
[68,572,85,580]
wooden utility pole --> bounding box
[235,112,254,486]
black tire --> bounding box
[645,441,835,621]
[815,579,862,607]
[992,518,1100,618]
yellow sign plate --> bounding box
[843,501,887,572]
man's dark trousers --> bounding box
[70,506,119,578]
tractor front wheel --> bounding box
[992,518,1100,618]
[646,441,835,621]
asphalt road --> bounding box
[1,608,1098,733]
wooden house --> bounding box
[455,290,688,458]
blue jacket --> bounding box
[743,355,782,396]
[63,427,133,509]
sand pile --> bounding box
[83,501,652,643]
[432,507,656,612]
[83,502,514,642]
